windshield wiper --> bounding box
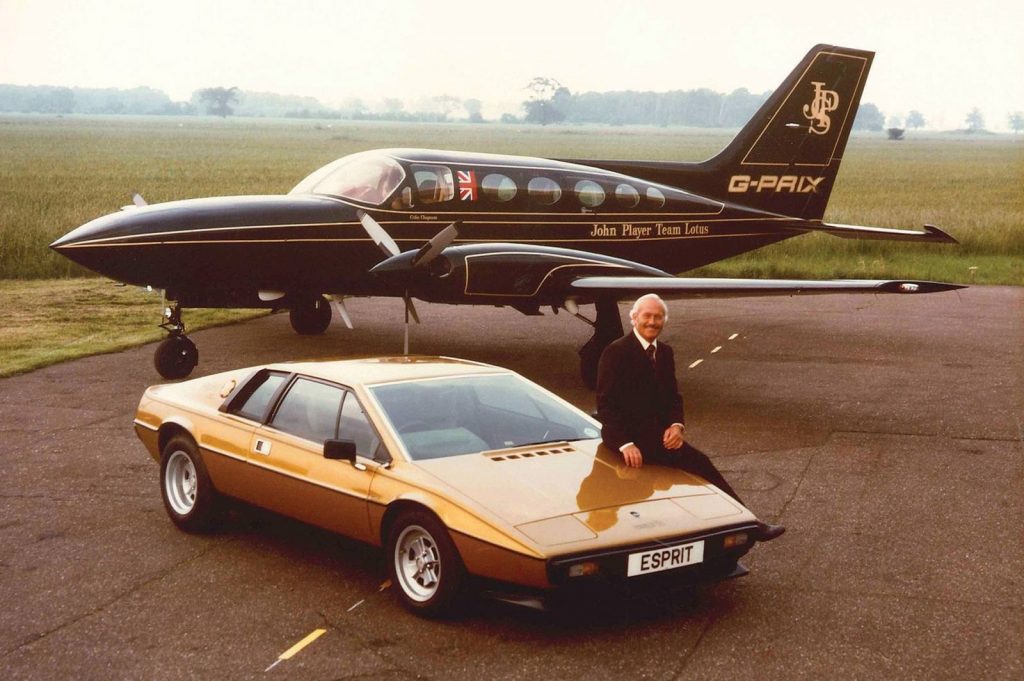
[518,437,589,448]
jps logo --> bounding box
[728,175,825,193]
[802,81,840,135]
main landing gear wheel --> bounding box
[387,509,466,617]
[154,335,198,380]
[289,295,332,335]
[578,298,624,390]
[160,434,221,533]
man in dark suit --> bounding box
[596,293,785,542]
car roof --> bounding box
[263,355,508,387]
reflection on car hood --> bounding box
[413,440,735,531]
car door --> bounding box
[204,369,291,498]
[245,376,381,544]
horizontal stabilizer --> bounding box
[805,222,958,243]
[570,276,966,299]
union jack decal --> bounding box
[457,170,477,201]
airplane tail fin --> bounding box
[699,44,874,220]
[570,45,874,222]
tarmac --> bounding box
[1,286,1021,680]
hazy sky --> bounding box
[1,0,1021,129]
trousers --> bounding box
[645,442,744,505]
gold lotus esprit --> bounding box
[134,356,758,616]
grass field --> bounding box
[1,114,1022,283]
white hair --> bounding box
[629,293,668,326]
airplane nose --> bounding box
[49,224,93,250]
[51,208,135,250]
[49,209,141,278]
[50,194,363,288]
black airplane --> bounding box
[52,44,962,385]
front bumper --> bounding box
[547,523,758,586]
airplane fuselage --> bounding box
[52,149,800,308]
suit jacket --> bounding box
[596,332,685,455]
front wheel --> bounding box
[154,336,198,379]
[160,435,220,533]
[387,510,465,617]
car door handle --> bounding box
[253,439,272,456]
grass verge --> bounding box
[0,278,266,378]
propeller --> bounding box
[356,210,460,354]
[357,210,400,257]
[411,222,460,268]
[121,191,148,211]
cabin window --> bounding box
[411,164,455,204]
[481,173,517,202]
[528,177,562,205]
[615,184,640,208]
[646,187,666,208]
[575,180,605,208]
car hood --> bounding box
[414,441,753,548]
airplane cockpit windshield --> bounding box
[290,152,405,205]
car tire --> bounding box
[289,295,332,335]
[160,434,220,533]
[154,336,198,379]
[386,509,465,617]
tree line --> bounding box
[1,82,1019,132]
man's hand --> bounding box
[621,444,643,468]
[663,424,685,450]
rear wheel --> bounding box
[160,435,220,532]
[289,295,332,335]
[387,509,465,617]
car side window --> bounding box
[231,371,288,421]
[269,377,344,444]
[339,391,386,461]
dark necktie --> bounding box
[646,344,656,370]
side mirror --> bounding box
[324,438,357,462]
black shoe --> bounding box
[755,522,786,542]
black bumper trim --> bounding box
[547,522,758,585]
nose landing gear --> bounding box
[154,303,198,380]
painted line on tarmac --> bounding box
[265,628,328,672]
[689,334,740,370]
[269,584,390,671]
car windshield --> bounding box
[368,374,600,461]
[290,152,405,205]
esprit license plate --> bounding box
[627,540,704,577]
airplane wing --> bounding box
[792,222,959,243]
[371,240,965,305]
[569,276,966,299]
